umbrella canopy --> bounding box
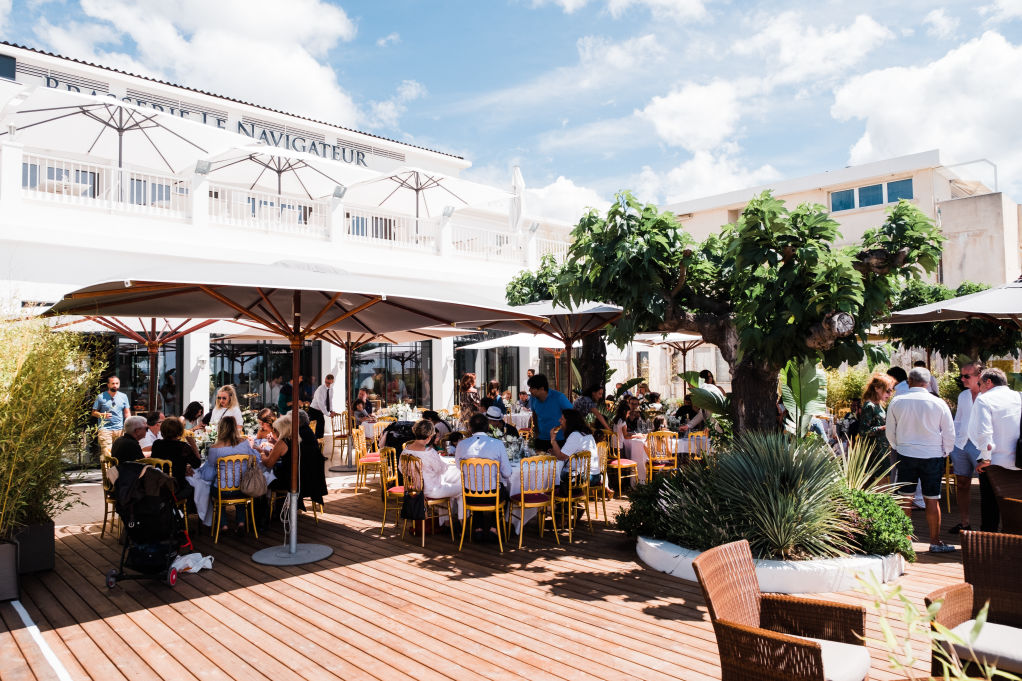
[46,260,545,564]
[456,332,580,351]
[344,166,511,219]
[636,332,705,399]
[0,86,237,173]
[200,144,379,200]
[886,276,1022,327]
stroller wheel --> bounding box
[105,569,118,589]
[165,567,178,587]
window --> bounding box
[830,178,914,212]
[0,55,15,82]
[21,162,39,189]
[831,189,854,212]
[887,178,913,202]
[858,184,883,207]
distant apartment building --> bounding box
[666,150,1022,288]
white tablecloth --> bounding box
[441,456,564,534]
[361,421,386,444]
[505,412,532,431]
[187,468,276,527]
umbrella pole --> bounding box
[346,335,354,466]
[147,318,158,415]
[682,351,688,400]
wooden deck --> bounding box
[1,487,967,681]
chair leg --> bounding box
[213,503,221,544]
[458,509,469,551]
[518,505,526,549]
[380,495,389,535]
[249,502,258,539]
[549,502,560,544]
[494,503,504,553]
[101,501,108,538]
[446,500,455,542]
[616,466,622,498]
[421,518,426,548]
[401,517,408,540]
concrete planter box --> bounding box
[0,541,18,601]
[637,536,906,594]
[13,519,55,574]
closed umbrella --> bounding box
[509,165,526,234]
[46,259,545,566]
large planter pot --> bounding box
[0,541,18,601]
[637,536,906,594]
[13,519,55,574]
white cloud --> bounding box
[368,80,427,130]
[376,32,400,47]
[532,0,705,21]
[0,0,11,31]
[464,33,667,113]
[638,80,743,152]
[832,31,1022,195]
[982,0,1022,23]
[924,9,958,39]
[637,149,782,204]
[536,115,647,154]
[33,0,362,126]
[735,12,894,86]
[526,176,610,223]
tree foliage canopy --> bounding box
[885,279,1022,361]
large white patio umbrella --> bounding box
[467,301,623,393]
[0,86,236,173]
[200,144,379,200]
[636,332,705,398]
[886,276,1022,327]
[456,332,580,351]
[344,166,511,220]
[46,259,545,566]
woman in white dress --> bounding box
[401,419,462,500]
[550,408,601,487]
[209,384,244,433]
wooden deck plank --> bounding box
[3,485,971,681]
[0,602,43,681]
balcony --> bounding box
[2,145,572,267]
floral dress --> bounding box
[858,399,890,473]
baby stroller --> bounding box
[105,460,190,588]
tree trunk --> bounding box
[578,332,607,394]
[730,360,781,433]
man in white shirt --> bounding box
[949,362,983,533]
[455,413,512,540]
[886,367,956,553]
[888,366,910,397]
[140,412,164,454]
[309,374,337,439]
[969,368,1021,532]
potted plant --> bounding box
[0,315,102,585]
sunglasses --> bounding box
[960,373,976,379]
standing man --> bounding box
[573,384,611,433]
[949,361,984,533]
[309,374,337,439]
[886,367,956,553]
[91,376,131,460]
[969,368,1021,532]
[527,373,573,451]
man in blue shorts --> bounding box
[91,375,131,460]
[527,373,572,452]
[886,367,956,553]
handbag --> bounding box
[400,491,426,520]
[240,457,268,497]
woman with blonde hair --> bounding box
[209,384,243,428]
[199,415,259,532]
[401,419,462,501]
[459,372,480,418]
[859,372,897,481]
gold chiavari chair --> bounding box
[100,454,119,538]
[646,430,679,480]
[211,455,259,544]
[458,458,508,552]
[589,442,610,521]
[688,429,711,461]
[511,455,559,549]
[354,434,380,491]
[329,411,349,463]
[399,454,455,546]
[553,451,592,542]
[605,430,638,497]
[378,447,402,534]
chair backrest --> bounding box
[609,430,623,457]
[563,451,592,496]
[459,458,502,502]
[518,427,532,440]
[136,457,172,477]
[647,431,678,466]
[331,411,349,437]
[370,399,382,411]
[380,447,399,488]
[596,441,609,481]
[688,429,710,458]
[519,455,557,495]
[100,454,118,492]
[376,416,396,424]
[215,454,252,497]
[399,454,424,495]
[691,539,762,629]
[353,432,369,461]
[962,530,1022,627]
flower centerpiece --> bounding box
[241,409,259,436]
[197,424,218,456]
[383,403,417,421]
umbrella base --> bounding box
[251,543,334,566]
[328,464,356,473]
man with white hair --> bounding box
[886,366,956,553]
[969,367,1022,531]
[111,415,147,462]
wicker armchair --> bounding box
[985,466,1022,534]
[692,540,869,681]
[924,531,1022,676]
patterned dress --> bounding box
[858,399,890,475]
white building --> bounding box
[0,41,595,414]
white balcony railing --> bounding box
[451,223,519,261]
[345,203,439,250]
[21,153,190,216]
[208,184,329,238]
[537,237,569,262]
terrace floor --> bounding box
[1,483,968,681]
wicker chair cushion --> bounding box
[949,620,1022,673]
[800,637,870,681]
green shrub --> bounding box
[825,367,870,411]
[845,489,915,561]
[614,472,675,539]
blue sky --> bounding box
[3,0,1022,222]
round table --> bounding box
[505,412,532,431]
[441,455,564,533]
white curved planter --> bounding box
[637,536,906,594]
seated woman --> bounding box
[422,410,452,448]
[401,420,462,500]
[549,408,601,489]
[182,401,205,431]
[351,398,374,425]
[252,408,277,454]
[261,411,327,509]
[199,415,259,532]
[613,400,643,457]
[150,417,201,500]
